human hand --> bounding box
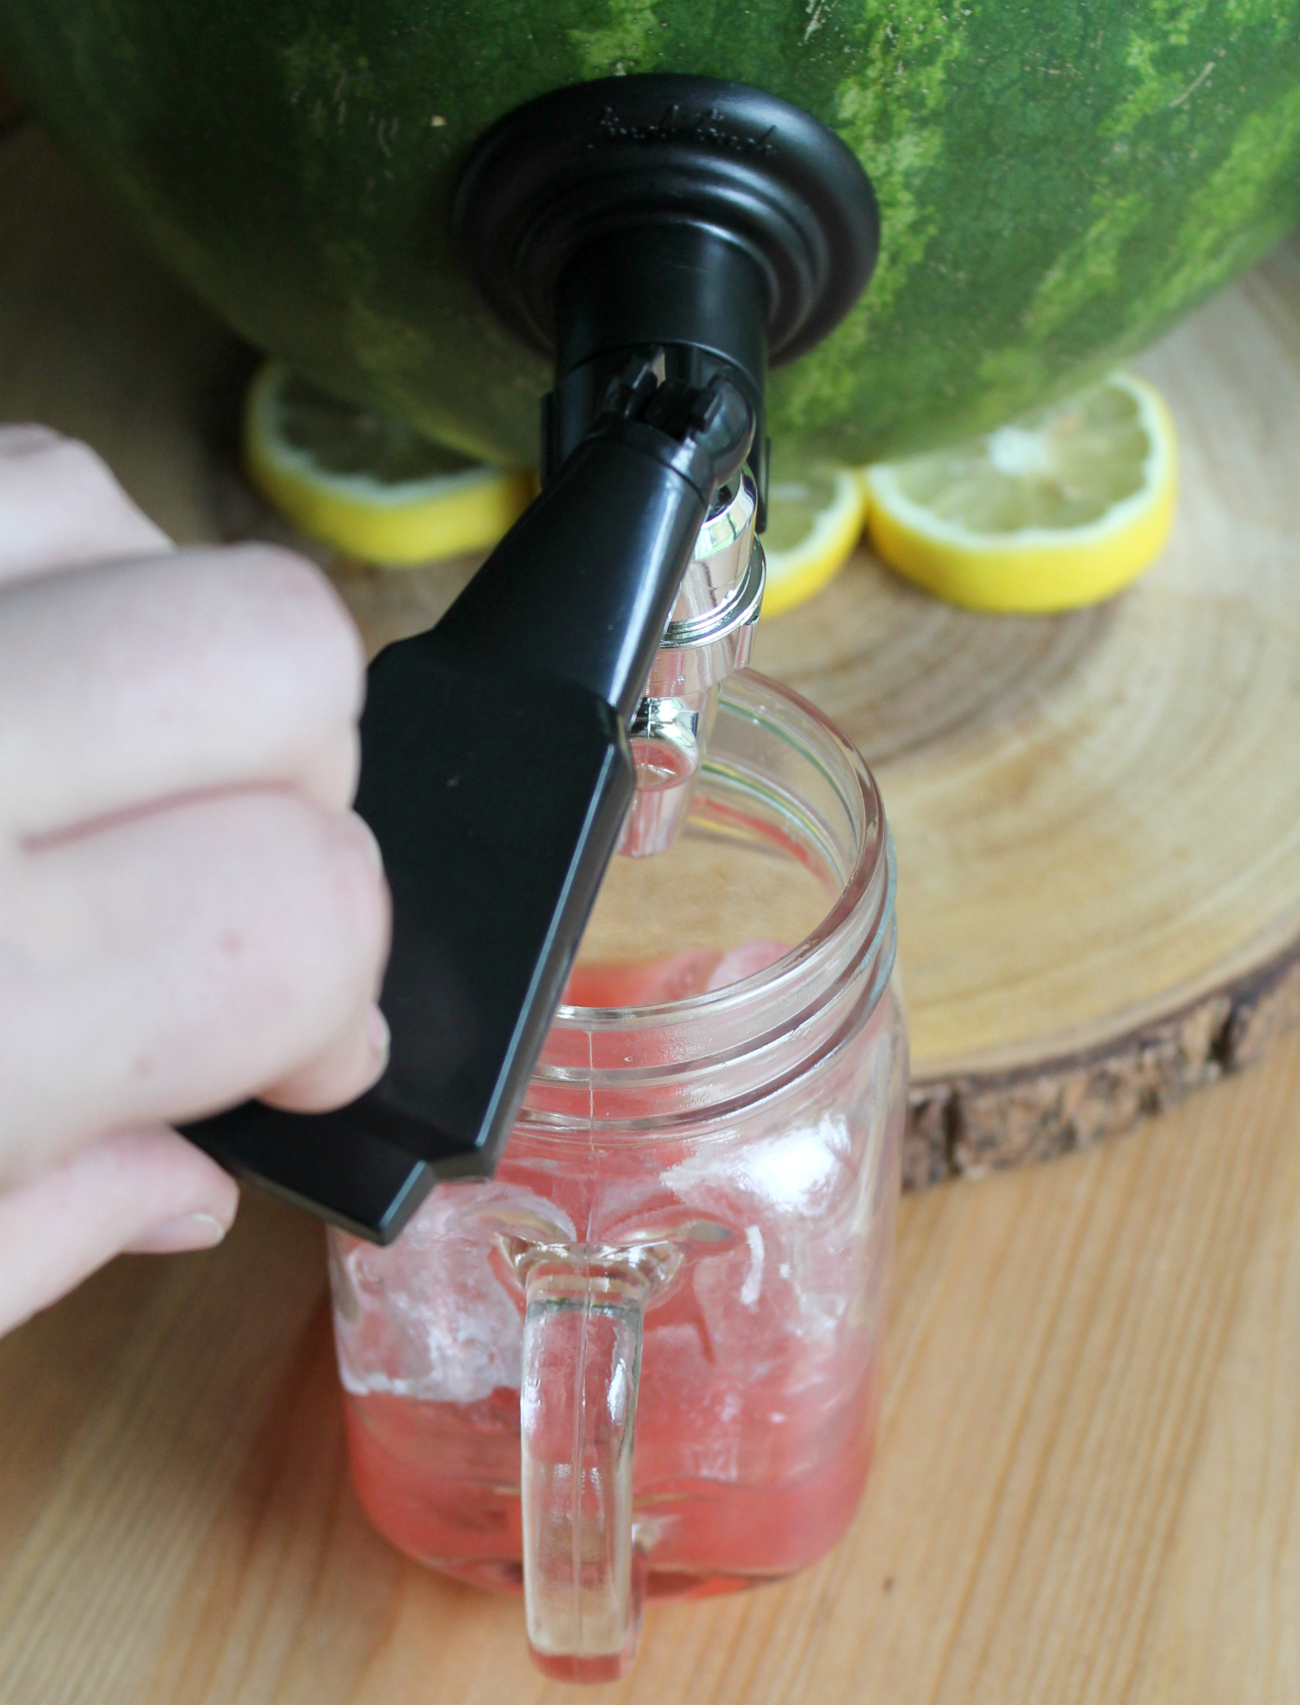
[0,427,391,1335]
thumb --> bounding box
[0,1128,238,1339]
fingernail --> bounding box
[368,1004,391,1069]
[130,1212,229,1255]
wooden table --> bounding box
[3,1027,1298,1703]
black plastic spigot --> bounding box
[183,76,878,1242]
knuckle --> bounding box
[320,810,391,970]
[248,794,387,953]
[307,723,362,811]
[197,793,390,1049]
[222,544,365,705]
[0,424,64,460]
[36,436,121,497]
[0,431,110,501]
[0,431,167,570]
[224,539,325,593]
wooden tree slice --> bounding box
[754,236,1300,1183]
[4,123,1300,1185]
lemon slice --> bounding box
[245,363,533,566]
[760,457,868,617]
[864,373,1177,612]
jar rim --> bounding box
[526,669,893,1113]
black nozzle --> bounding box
[455,75,879,517]
[184,76,877,1242]
[453,76,878,372]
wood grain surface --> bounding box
[2,1024,1299,1703]
[3,120,1300,1175]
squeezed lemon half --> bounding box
[760,460,868,617]
[245,363,533,566]
[864,373,1177,612]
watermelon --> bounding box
[1,3,1298,466]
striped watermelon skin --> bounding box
[2,2,1298,465]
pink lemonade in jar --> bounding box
[341,1317,879,1599]
[333,942,899,1599]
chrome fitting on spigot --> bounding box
[618,476,765,857]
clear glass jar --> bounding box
[328,670,907,1681]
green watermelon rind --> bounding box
[1,1,1298,466]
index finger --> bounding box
[0,544,366,838]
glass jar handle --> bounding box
[520,1256,648,1682]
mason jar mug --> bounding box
[328,670,907,1681]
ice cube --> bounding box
[332,1181,574,1405]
